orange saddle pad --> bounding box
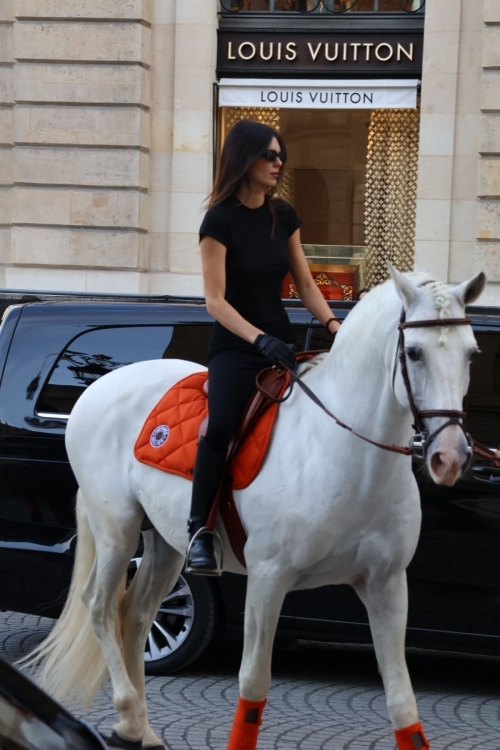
[134,370,282,489]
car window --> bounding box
[465,332,500,449]
[36,325,210,416]
[308,325,333,352]
[36,322,311,417]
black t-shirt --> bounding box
[199,194,303,356]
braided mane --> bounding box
[427,280,452,345]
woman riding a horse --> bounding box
[187,120,341,575]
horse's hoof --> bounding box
[106,731,143,750]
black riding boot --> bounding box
[186,435,227,576]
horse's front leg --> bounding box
[227,564,292,750]
[357,571,430,749]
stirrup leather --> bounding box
[185,527,224,577]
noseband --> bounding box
[397,306,473,463]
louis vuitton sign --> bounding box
[218,78,420,110]
[217,31,423,76]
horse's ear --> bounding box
[387,262,418,307]
[453,271,486,307]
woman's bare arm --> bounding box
[200,235,264,344]
[287,229,341,334]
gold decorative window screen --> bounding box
[365,108,420,287]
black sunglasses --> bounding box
[261,149,285,163]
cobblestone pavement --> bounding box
[1,611,499,750]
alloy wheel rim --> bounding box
[129,558,195,662]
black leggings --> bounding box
[204,347,272,454]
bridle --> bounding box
[259,290,499,467]
[396,305,473,465]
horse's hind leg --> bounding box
[82,510,144,745]
[227,565,293,750]
[120,527,184,750]
[357,571,430,749]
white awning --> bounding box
[218,78,420,110]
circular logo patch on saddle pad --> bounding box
[150,424,170,448]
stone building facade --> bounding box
[0,0,499,304]
[414,0,500,307]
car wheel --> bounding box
[128,558,219,675]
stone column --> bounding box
[148,0,218,296]
[9,0,151,292]
[414,0,462,280]
[476,0,500,306]
[0,0,14,288]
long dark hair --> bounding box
[205,120,287,239]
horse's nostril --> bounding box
[430,451,445,475]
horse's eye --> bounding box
[406,349,421,362]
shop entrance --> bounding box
[219,103,419,297]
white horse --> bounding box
[21,267,485,750]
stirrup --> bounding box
[185,527,224,577]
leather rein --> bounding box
[257,307,500,466]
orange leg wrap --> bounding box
[226,696,266,750]
[395,722,430,750]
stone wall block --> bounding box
[0,148,12,185]
[176,0,217,26]
[14,63,150,106]
[477,200,500,239]
[14,106,149,147]
[146,231,169,271]
[0,227,11,263]
[148,271,203,296]
[484,0,500,23]
[0,186,11,223]
[423,0,461,32]
[0,1,14,22]
[0,67,13,104]
[479,114,500,154]
[0,24,13,63]
[13,147,148,188]
[478,159,500,197]
[12,187,146,229]
[482,27,500,69]
[458,31,483,75]
[422,31,460,76]
[461,0,486,32]
[174,24,216,69]
[11,225,143,268]
[449,240,475,282]
[14,0,151,21]
[475,242,500,280]
[0,108,12,144]
[85,268,148,293]
[6,265,87,290]
[480,71,500,111]
[169,232,201,274]
[14,22,150,65]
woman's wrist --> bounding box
[324,316,339,334]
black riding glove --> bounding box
[253,333,297,370]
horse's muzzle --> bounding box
[427,428,472,486]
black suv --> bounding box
[0,293,499,674]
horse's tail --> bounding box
[17,489,125,707]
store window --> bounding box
[220,106,369,299]
[219,99,420,297]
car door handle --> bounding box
[472,465,500,483]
